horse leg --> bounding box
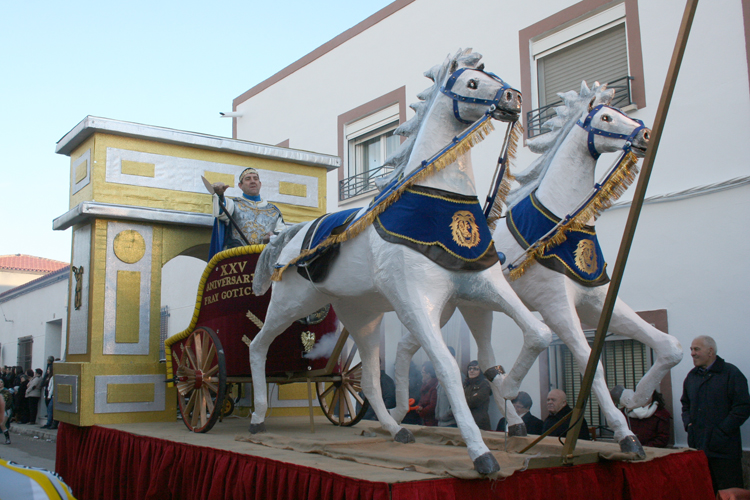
[544,303,645,458]
[334,307,413,443]
[248,285,329,433]
[391,331,421,424]
[593,299,683,409]
[462,268,552,402]
[458,305,526,436]
[390,295,500,474]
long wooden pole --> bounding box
[561,0,700,460]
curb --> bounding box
[9,423,58,442]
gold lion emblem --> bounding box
[301,331,316,352]
[574,239,598,274]
[450,210,481,248]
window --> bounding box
[340,105,400,201]
[547,332,653,435]
[337,87,406,203]
[520,0,646,138]
[17,336,33,371]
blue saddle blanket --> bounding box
[506,191,609,286]
[374,185,498,271]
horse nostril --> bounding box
[505,91,512,101]
[644,131,650,141]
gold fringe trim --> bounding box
[271,118,496,281]
[509,150,639,281]
[487,122,523,231]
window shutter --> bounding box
[537,23,628,107]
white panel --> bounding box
[103,222,153,355]
[94,374,166,413]
[71,149,91,195]
[105,148,319,208]
[68,224,91,355]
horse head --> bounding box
[438,56,522,124]
[575,102,651,159]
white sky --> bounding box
[0,0,393,262]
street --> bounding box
[0,431,56,471]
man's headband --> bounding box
[239,167,259,182]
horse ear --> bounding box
[450,60,458,73]
[588,97,596,111]
[477,63,485,71]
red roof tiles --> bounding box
[0,254,69,273]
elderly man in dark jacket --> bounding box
[681,335,750,492]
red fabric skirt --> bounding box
[55,423,714,500]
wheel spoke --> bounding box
[203,386,215,414]
[342,388,355,422]
[190,393,200,428]
[203,379,218,393]
[343,344,357,371]
[202,343,216,372]
[328,387,340,419]
[343,384,365,406]
[195,332,204,367]
[185,390,197,415]
[185,345,198,371]
[338,386,346,422]
[319,382,335,400]
[203,365,219,378]
[199,389,207,427]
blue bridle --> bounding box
[576,104,646,160]
[440,68,518,124]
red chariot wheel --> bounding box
[174,327,226,433]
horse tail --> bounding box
[253,223,307,296]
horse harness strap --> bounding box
[576,104,646,160]
[440,68,515,124]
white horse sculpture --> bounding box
[249,49,552,475]
[488,82,682,455]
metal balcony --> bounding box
[339,164,394,201]
[526,76,635,139]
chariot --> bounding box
[164,245,368,433]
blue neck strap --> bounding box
[576,104,645,159]
[439,68,516,124]
[243,194,261,202]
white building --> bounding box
[229,0,750,448]
[0,266,69,389]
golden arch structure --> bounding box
[52,116,338,426]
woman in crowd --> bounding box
[25,368,43,425]
[14,371,28,424]
[464,360,492,431]
[624,390,671,448]
[415,361,438,426]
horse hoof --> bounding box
[619,435,646,459]
[484,365,504,382]
[394,428,415,444]
[248,422,267,434]
[508,423,527,437]
[473,452,500,475]
[610,385,625,406]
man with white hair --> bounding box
[681,335,750,492]
[211,167,285,253]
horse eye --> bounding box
[602,114,612,122]
[467,79,478,90]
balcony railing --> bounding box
[339,164,394,201]
[526,76,635,139]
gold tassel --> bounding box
[273,117,496,280]
[487,122,522,231]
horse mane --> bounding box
[375,48,484,189]
[506,81,615,208]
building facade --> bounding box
[229,0,750,448]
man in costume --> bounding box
[211,168,285,255]
[542,389,590,440]
[681,336,750,492]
